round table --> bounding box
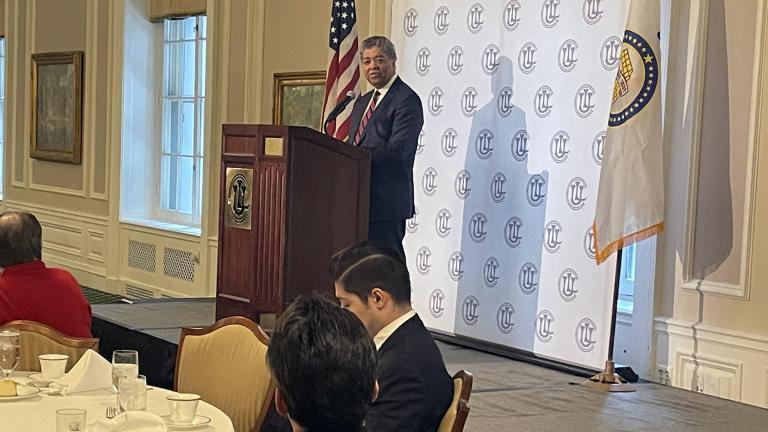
[0,372,235,431]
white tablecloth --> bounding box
[0,373,234,431]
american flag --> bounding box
[322,0,360,141]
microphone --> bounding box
[324,91,357,134]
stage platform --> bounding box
[91,297,768,431]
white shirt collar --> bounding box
[373,309,416,350]
[364,74,398,110]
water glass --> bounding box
[56,408,86,432]
[111,350,139,390]
[118,374,147,411]
[0,330,20,379]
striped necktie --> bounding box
[354,90,380,146]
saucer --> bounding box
[160,415,212,429]
[0,384,41,401]
[26,373,55,385]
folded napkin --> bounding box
[88,412,167,432]
[55,349,113,395]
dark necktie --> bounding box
[354,90,380,145]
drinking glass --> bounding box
[111,350,138,409]
[0,330,20,379]
[56,408,86,432]
[118,374,147,411]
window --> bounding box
[0,39,5,199]
[159,16,207,224]
[618,243,637,313]
[120,7,207,234]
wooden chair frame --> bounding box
[448,370,474,432]
[174,316,274,432]
[0,320,99,371]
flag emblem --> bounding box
[609,30,659,126]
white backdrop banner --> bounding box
[392,0,628,369]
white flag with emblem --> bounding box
[594,0,664,264]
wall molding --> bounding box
[105,0,125,281]
[370,0,394,37]
[6,0,22,188]
[655,317,768,356]
[10,0,32,188]
[4,200,110,283]
[655,316,768,407]
[28,182,87,197]
[86,0,107,201]
[3,199,108,224]
[681,0,766,300]
[764,367,768,407]
[22,0,35,189]
[674,349,743,400]
[120,221,201,243]
[86,229,106,263]
[243,0,264,123]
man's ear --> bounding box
[370,288,387,309]
[275,387,289,417]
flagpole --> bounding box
[582,247,636,392]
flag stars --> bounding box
[341,23,348,29]
[341,12,348,18]
[335,1,340,6]
[333,37,339,44]
[644,54,654,63]
[330,26,336,33]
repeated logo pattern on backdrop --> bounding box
[392,0,626,369]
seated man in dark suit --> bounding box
[330,242,453,432]
[0,211,92,337]
[267,295,378,432]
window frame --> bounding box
[155,15,207,227]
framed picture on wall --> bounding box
[30,51,84,164]
[272,71,326,131]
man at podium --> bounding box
[348,36,423,260]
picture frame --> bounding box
[30,51,84,164]
[272,71,326,131]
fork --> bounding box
[105,406,118,419]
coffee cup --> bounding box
[167,393,200,423]
[39,354,69,379]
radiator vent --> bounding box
[125,285,155,300]
[127,240,156,273]
[163,247,196,282]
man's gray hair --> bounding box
[361,36,397,60]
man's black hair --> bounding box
[329,241,411,305]
[267,294,377,432]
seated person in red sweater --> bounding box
[0,211,92,338]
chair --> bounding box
[0,320,99,372]
[437,370,474,432]
[174,316,275,432]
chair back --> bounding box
[174,316,275,432]
[437,370,473,432]
[0,320,99,372]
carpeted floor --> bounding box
[439,343,768,432]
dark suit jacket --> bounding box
[348,77,423,221]
[366,314,453,432]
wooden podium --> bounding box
[216,124,370,322]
